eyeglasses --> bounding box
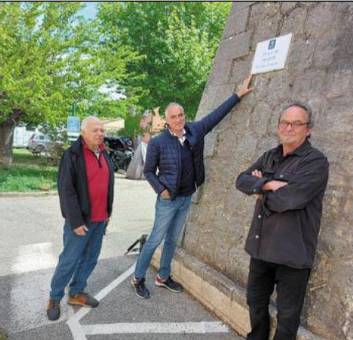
[278,120,309,129]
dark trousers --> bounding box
[246,258,310,340]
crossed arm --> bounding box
[236,154,329,213]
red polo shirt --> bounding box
[83,142,110,222]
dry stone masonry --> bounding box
[181,2,353,339]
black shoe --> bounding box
[46,299,60,321]
[155,275,183,293]
[131,277,150,299]
[68,292,99,308]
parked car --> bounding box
[104,136,134,172]
[27,133,52,155]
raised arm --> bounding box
[196,75,254,136]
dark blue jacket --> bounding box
[144,94,240,199]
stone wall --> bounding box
[181,2,353,339]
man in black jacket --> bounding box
[236,103,329,340]
[131,76,254,299]
[46,116,114,321]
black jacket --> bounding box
[144,94,240,199]
[57,137,115,230]
[236,140,329,269]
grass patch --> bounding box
[0,149,58,192]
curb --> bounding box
[152,247,323,340]
[0,174,124,198]
[0,191,57,198]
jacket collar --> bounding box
[70,136,83,155]
[70,136,105,155]
[164,123,198,146]
[82,138,105,153]
[276,139,312,158]
[168,128,186,144]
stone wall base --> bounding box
[151,247,323,340]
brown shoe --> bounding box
[46,299,60,321]
[68,292,99,308]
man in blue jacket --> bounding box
[131,76,254,298]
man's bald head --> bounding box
[80,116,105,150]
[81,116,102,132]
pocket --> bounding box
[273,171,291,182]
[159,195,171,201]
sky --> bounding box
[80,2,98,20]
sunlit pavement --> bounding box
[0,175,242,339]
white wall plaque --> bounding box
[251,33,292,74]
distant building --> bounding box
[102,118,125,134]
[13,126,37,148]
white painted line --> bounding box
[68,264,135,323]
[67,318,87,340]
[67,263,230,339]
[83,321,229,335]
[67,264,135,339]
[95,264,135,302]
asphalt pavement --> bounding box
[0,175,243,340]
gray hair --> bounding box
[165,102,184,118]
[280,102,314,128]
[81,116,101,132]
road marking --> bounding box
[67,318,87,340]
[67,264,135,339]
[83,321,229,335]
[67,263,230,338]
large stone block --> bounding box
[223,6,250,39]
[216,31,251,62]
[304,3,338,39]
[248,3,281,47]
[206,57,233,87]
[181,3,353,339]
[196,84,236,119]
[231,2,255,12]
[280,5,309,38]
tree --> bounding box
[97,2,231,119]
[0,3,141,166]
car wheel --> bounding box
[34,145,45,154]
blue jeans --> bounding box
[50,220,106,301]
[134,195,192,280]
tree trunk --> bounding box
[0,121,15,167]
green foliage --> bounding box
[116,114,142,139]
[0,3,142,127]
[0,149,57,192]
[97,2,231,119]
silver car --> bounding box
[27,133,52,154]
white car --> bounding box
[27,133,52,154]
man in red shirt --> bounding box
[46,117,115,321]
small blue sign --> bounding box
[268,39,276,50]
[67,116,80,133]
